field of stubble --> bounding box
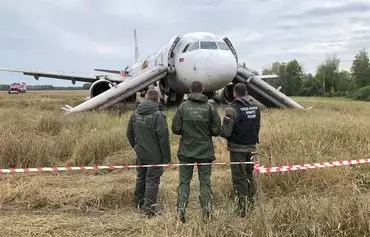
[0,90,369,237]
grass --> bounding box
[0,91,369,236]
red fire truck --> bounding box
[8,82,27,94]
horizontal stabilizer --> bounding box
[94,69,121,74]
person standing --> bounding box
[172,81,221,223]
[126,89,171,217]
[221,83,261,217]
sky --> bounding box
[0,0,370,86]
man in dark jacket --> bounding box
[221,83,260,217]
[126,89,171,217]
[172,81,221,223]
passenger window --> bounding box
[182,44,190,53]
[188,42,200,51]
[217,42,230,50]
[200,41,218,50]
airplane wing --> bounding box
[0,67,124,83]
[62,65,168,114]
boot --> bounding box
[177,203,187,223]
[236,196,246,218]
[143,204,159,218]
[200,195,212,222]
[178,208,186,223]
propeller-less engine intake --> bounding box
[89,79,113,98]
[214,84,235,104]
[89,79,137,104]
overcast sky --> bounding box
[1,0,370,86]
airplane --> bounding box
[0,30,303,114]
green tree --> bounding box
[0,84,9,91]
[315,54,341,95]
[281,60,303,96]
[262,62,282,75]
[336,71,353,95]
[300,73,322,96]
[262,62,286,88]
[351,49,370,89]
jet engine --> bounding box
[89,79,136,102]
[214,84,235,104]
[89,79,113,98]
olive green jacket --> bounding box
[127,100,171,164]
[172,93,221,160]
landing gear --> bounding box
[203,92,215,100]
[165,90,183,107]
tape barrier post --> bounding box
[0,158,369,174]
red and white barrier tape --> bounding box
[0,158,369,174]
[255,158,370,174]
[0,162,254,174]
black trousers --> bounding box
[230,151,256,208]
[134,166,163,214]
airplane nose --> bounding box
[203,52,237,90]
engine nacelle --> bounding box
[214,84,235,104]
[89,79,113,98]
[89,79,136,102]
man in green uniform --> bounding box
[126,89,171,217]
[172,81,221,223]
[221,83,261,217]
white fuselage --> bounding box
[127,32,237,94]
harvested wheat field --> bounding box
[0,91,369,237]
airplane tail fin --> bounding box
[134,29,140,63]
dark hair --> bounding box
[233,83,247,97]
[190,81,204,93]
[145,89,159,102]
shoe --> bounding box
[247,198,255,212]
[179,215,186,223]
[239,208,246,218]
[202,212,212,223]
[234,205,246,218]
[236,198,246,218]
[134,198,144,209]
[178,210,186,223]
[144,211,156,219]
[143,205,160,218]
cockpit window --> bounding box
[182,44,190,53]
[188,42,200,51]
[200,41,218,50]
[217,41,230,50]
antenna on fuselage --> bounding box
[134,29,140,63]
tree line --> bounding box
[260,49,370,101]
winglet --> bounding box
[134,29,140,63]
